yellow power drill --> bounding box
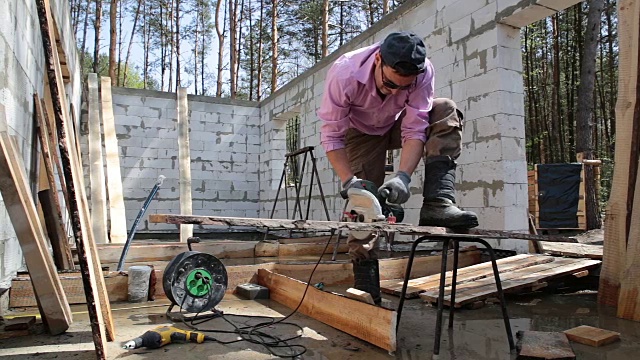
[122,325,214,350]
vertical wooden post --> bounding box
[615,0,640,318]
[100,77,127,244]
[88,74,108,244]
[599,0,640,308]
[177,87,193,242]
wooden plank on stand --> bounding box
[0,129,71,335]
[36,0,113,355]
[34,95,73,270]
[257,269,397,352]
[100,77,127,244]
[87,74,108,244]
[177,87,193,242]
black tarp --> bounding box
[537,163,582,229]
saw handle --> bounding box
[379,188,390,199]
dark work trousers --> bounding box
[344,98,463,261]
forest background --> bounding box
[68,0,618,229]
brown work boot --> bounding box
[418,156,478,229]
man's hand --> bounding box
[340,176,367,199]
[378,171,411,204]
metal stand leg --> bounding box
[396,236,427,331]
[477,239,516,351]
[448,241,460,329]
[434,238,450,356]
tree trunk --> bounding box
[175,0,181,90]
[94,0,103,73]
[248,0,254,100]
[235,0,245,91]
[576,0,605,230]
[321,0,328,57]
[256,0,264,100]
[109,0,118,85]
[194,3,200,95]
[79,1,90,78]
[229,0,238,98]
[123,0,143,87]
[215,0,225,96]
[271,0,278,93]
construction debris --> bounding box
[564,325,621,347]
[516,331,576,360]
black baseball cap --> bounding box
[380,31,426,75]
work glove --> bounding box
[340,176,367,199]
[378,171,411,204]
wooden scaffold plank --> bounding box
[100,77,127,244]
[88,74,108,244]
[177,87,193,242]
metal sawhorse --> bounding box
[395,233,516,355]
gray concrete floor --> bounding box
[1,290,640,359]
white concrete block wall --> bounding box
[90,88,261,234]
[257,0,584,252]
[0,0,81,287]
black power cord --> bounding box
[172,231,337,358]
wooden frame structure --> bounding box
[528,162,601,231]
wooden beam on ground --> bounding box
[11,263,278,307]
[35,96,73,270]
[600,0,640,308]
[419,257,601,307]
[100,77,127,244]
[95,241,257,265]
[11,250,481,308]
[469,229,578,243]
[0,130,71,334]
[516,331,575,360]
[563,325,620,347]
[257,269,397,352]
[254,240,349,257]
[177,88,193,242]
[541,242,603,259]
[382,254,551,299]
[36,0,113,354]
[87,74,108,244]
[3,316,36,331]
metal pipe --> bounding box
[117,175,165,271]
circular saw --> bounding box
[341,179,404,223]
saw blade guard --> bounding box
[345,188,386,222]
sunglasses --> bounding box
[380,64,415,90]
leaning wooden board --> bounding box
[257,269,397,352]
[0,130,71,334]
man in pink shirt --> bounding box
[318,32,477,304]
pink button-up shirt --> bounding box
[318,43,435,152]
